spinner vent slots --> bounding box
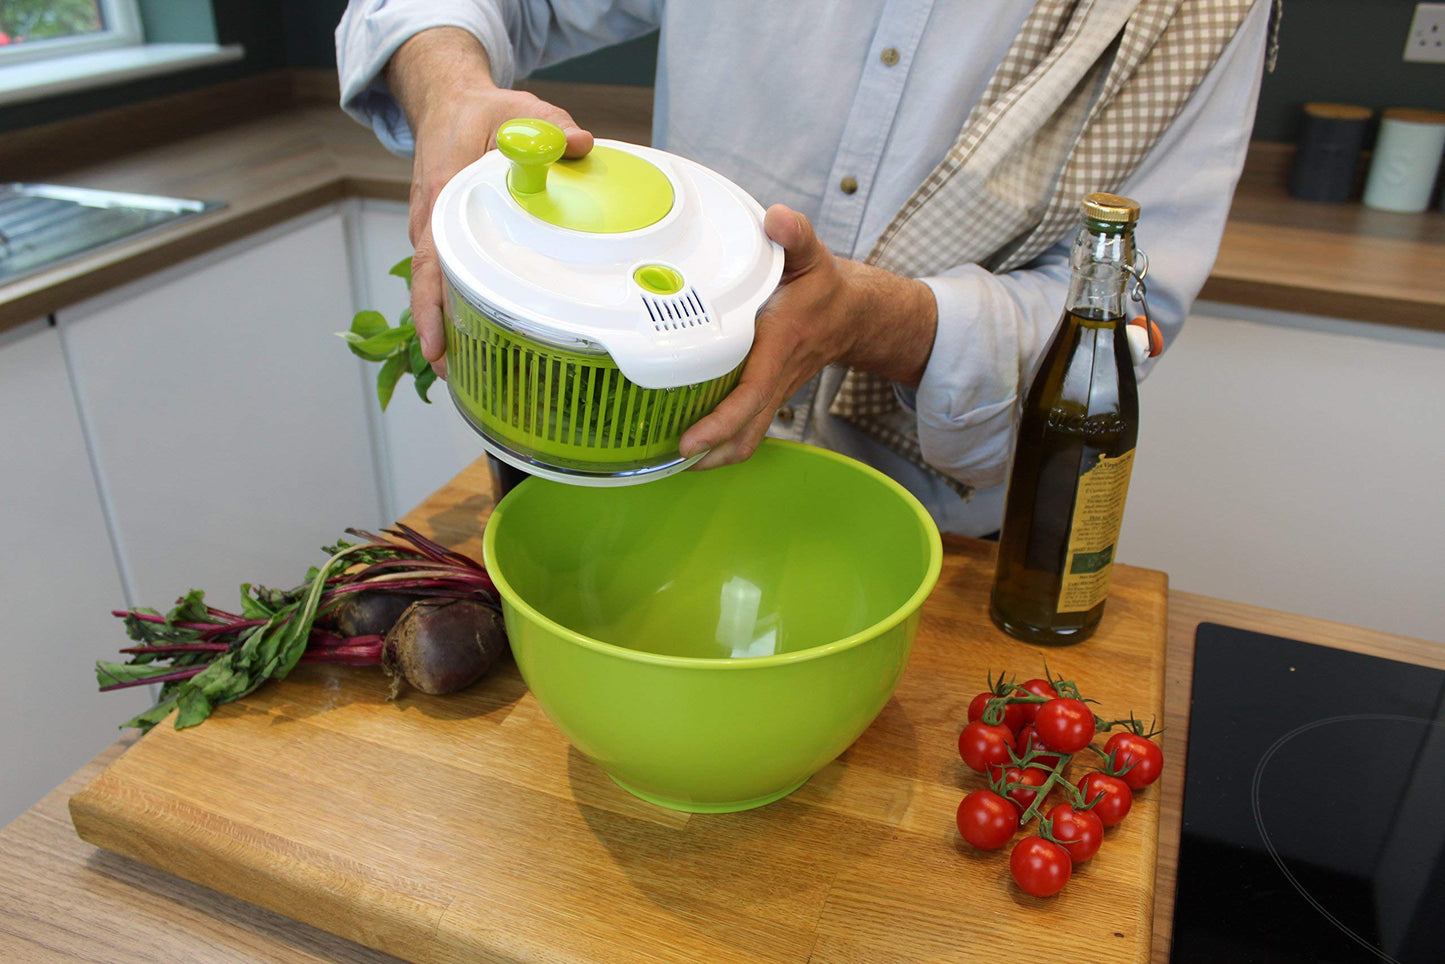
[643,288,713,333]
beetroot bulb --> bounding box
[383,598,508,698]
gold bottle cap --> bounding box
[1081,193,1141,224]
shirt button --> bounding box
[775,406,796,424]
[880,47,900,66]
[839,176,858,195]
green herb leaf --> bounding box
[407,334,429,377]
[350,310,390,339]
[345,257,435,410]
[377,353,407,410]
[389,257,413,290]
[414,365,437,404]
[340,326,412,359]
[338,337,392,364]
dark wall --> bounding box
[4,1,1440,143]
[283,0,348,68]
[1258,0,1441,142]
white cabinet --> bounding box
[0,321,150,827]
[355,201,487,520]
[1119,305,1445,644]
[57,210,384,610]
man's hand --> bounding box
[679,205,939,469]
[386,27,592,377]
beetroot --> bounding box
[383,598,508,698]
[98,524,506,730]
[334,590,416,638]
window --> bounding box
[0,0,143,66]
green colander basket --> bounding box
[444,289,742,476]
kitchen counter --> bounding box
[2,453,1441,963]
[2,70,1443,334]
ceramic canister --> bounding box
[1363,108,1445,213]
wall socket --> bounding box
[1405,3,1445,63]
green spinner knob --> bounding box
[497,118,567,195]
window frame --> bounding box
[0,0,144,68]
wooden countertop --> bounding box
[57,452,1167,964]
[2,70,1442,334]
[2,451,1442,961]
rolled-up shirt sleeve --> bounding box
[910,0,1269,490]
[336,0,661,157]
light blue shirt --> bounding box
[337,0,1271,535]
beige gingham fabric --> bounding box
[831,0,1276,497]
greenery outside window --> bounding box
[0,1,144,66]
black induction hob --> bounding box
[1171,624,1445,963]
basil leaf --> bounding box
[389,257,413,290]
[414,366,437,404]
[350,310,390,339]
[406,336,428,378]
[377,354,407,410]
[340,326,412,359]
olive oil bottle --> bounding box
[989,193,1143,645]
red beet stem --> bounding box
[99,665,207,691]
[115,610,268,633]
[323,575,493,597]
[389,524,486,572]
[308,632,384,650]
[119,643,231,654]
[301,646,383,664]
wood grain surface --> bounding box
[66,458,1169,963]
[3,70,1443,336]
[3,474,1439,960]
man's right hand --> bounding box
[386,27,592,377]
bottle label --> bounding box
[1057,449,1136,614]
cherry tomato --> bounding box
[1010,836,1072,897]
[1046,803,1103,863]
[967,691,1026,734]
[1017,678,1058,725]
[1016,725,1063,769]
[958,721,1016,776]
[1077,772,1133,827]
[1002,766,1051,814]
[956,790,1020,850]
[1034,698,1096,754]
[1104,732,1164,789]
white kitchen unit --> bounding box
[1119,303,1445,645]
[352,200,487,521]
[0,320,150,826]
[57,209,385,613]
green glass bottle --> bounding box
[989,193,1143,645]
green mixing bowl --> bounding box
[481,439,943,812]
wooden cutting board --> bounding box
[70,459,1168,963]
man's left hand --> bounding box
[679,204,939,469]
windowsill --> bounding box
[0,44,245,107]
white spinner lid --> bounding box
[431,118,783,389]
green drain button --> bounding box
[633,263,685,295]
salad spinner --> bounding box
[431,118,784,486]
